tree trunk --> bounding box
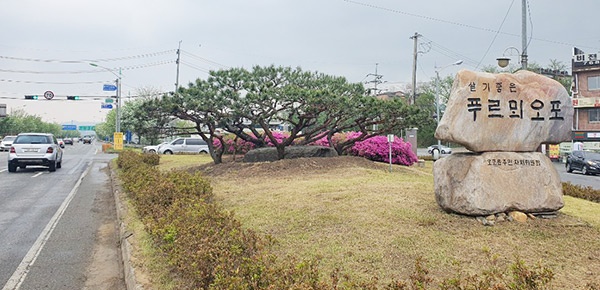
[276,145,286,160]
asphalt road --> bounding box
[0,141,124,290]
[552,160,600,190]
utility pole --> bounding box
[365,63,383,96]
[520,0,528,70]
[175,40,182,93]
[410,32,421,105]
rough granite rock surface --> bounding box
[435,69,573,152]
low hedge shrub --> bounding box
[562,182,600,203]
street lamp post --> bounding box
[435,60,463,147]
[89,63,121,133]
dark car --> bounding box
[63,137,73,145]
[82,136,92,144]
[566,150,600,175]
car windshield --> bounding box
[14,135,51,144]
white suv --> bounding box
[158,138,209,154]
[8,133,63,172]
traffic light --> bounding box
[66,96,80,100]
[24,95,39,100]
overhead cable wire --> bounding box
[526,0,534,53]
[0,79,107,85]
[475,0,516,69]
[181,61,211,74]
[342,0,600,51]
[422,37,479,68]
[0,50,176,64]
[0,61,174,85]
[181,50,229,69]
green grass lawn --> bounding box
[157,155,600,288]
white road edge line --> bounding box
[31,172,44,178]
[0,169,6,173]
[2,162,93,290]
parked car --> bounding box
[158,138,209,154]
[566,150,600,175]
[142,141,169,154]
[63,138,73,145]
[1,135,17,151]
[8,133,63,172]
[427,144,452,154]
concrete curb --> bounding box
[108,161,142,290]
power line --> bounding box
[0,50,176,64]
[0,79,107,85]
[474,0,516,69]
[181,61,211,74]
[342,0,600,51]
[181,50,229,69]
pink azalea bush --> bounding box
[312,131,418,166]
[348,135,418,166]
[214,130,418,166]
[213,137,255,154]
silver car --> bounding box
[158,138,209,154]
[1,135,17,151]
[142,141,169,154]
[8,133,63,172]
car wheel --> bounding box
[149,149,156,153]
[441,150,446,154]
[8,163,17,172]
[199,150,208,154]
[566,163,573,173]
[582,166,588,175]
[49,161,56,172]
[164,150,173,154]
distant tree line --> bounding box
[0,109,79,138]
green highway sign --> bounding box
[78,126,95,131]
[104,98,114,103]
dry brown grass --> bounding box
[167,156,600,288]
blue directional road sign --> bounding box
[103,84,117,91]
[62,124,77,130]
[101,103,113,109]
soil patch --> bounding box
[192,155,389,179]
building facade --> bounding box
[571,48,600,148]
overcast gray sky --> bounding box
[1,0,598,123]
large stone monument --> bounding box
[433,70,573,216]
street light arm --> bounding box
[435,60,464,73]
[89,63,121,79]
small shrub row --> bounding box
[117,150,160,169]
[562,182,600,203]
[116,151,558,289]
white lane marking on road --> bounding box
[2,163,93,290]
[31,172,44,178]
[0,169,6,173]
